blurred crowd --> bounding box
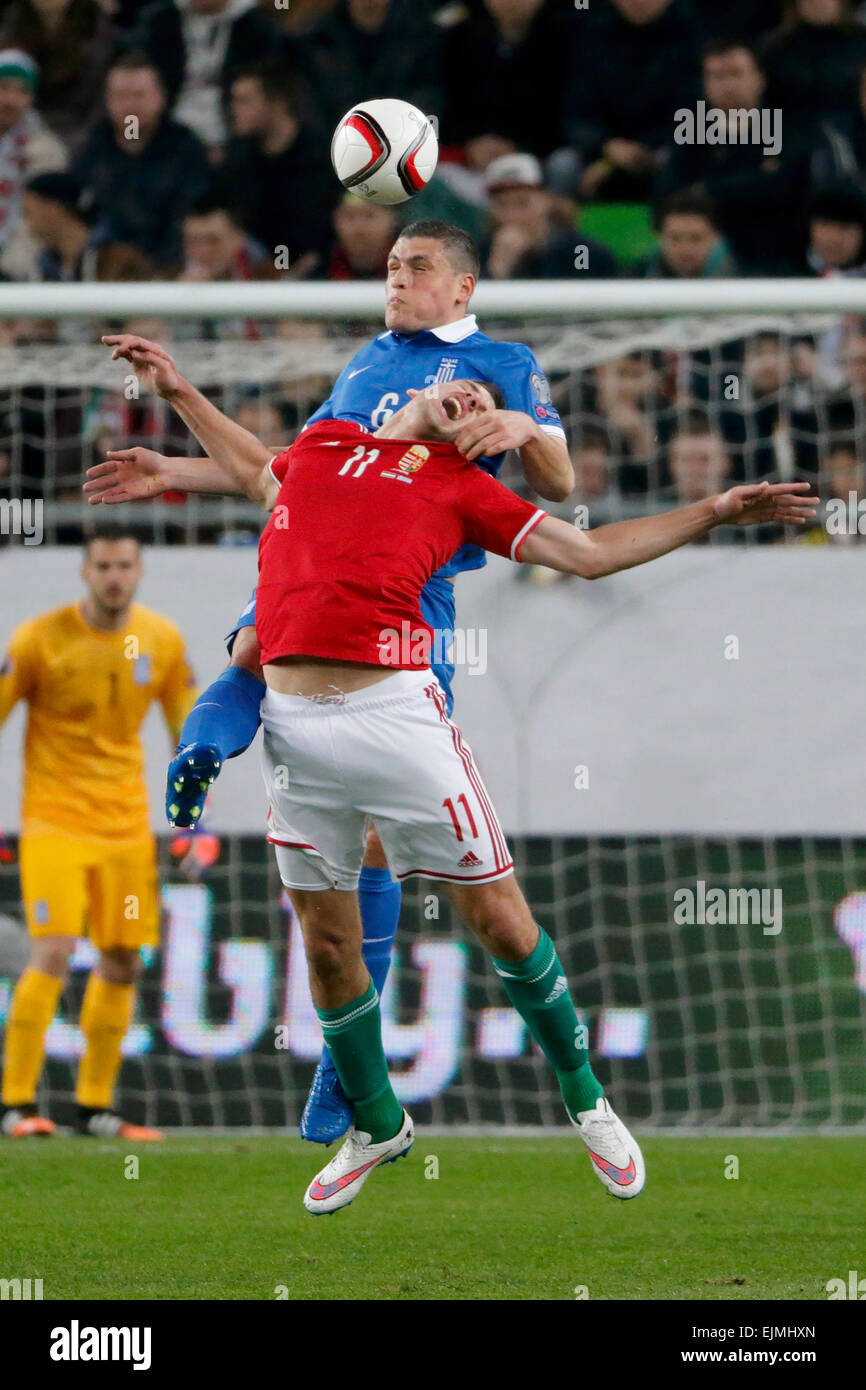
[2,0,866,541]
[5,0,866,287]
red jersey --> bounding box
[257,419,545,667]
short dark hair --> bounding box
[809,177,866,228]
[230,61,297,115]
[183,193,238,224]
[701,37,762,68]
[654,188,720,232]
[84,527,141,555]
[578,423,612,453]
[826,439,861,459]
[672,407,716,439]
[471,379,504,410]
[397,220,480,277]
[107,50,164,86]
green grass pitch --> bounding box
[1,1135,863,1301]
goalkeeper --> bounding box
[0,533,197,1139]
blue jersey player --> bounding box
[93,221,573,1143]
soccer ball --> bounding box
[331,98,439,206]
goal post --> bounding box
[1,277,866,317]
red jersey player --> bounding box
[253,382,814,1215]
[88,350,816,1215]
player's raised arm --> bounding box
[101,335,272,498]
[84,449,249,505]
[518,482,818,578]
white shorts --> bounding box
[260,668,514,891]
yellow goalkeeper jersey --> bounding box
[0,602,197,841]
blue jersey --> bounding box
[305,314,564,579]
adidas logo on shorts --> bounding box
[458,850,483,868]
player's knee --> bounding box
[30,936,74,980]
[97,948,142,985]
[451,879,537,958]
[229,625,263,680]
[475,917,531,960]
[303,930,356,984]
[363,826,389,869]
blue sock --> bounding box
[358,866,402,996]
[179,667,265,761]
[320,866,401,1077]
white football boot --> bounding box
[303,1109,414,1215]
[572,1097,646,1199]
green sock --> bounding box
[492,927,604,1121]
[315,980,403,1142]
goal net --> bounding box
[1,282,865,1129]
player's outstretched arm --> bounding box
[84,449,248,504]
[519,482,818,578]
[102,335,272,498]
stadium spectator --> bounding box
[654,37,849,275]
[668,417,732,503]
[572,424,614,501]
[714,331,817,481]
[839,322,866,394]
[799,440,866,543]
[0,0,114,153]
[0,49,66,281]
[759,0,866,137]
[320,196,397,281]
[820,320,866,453]
[438,0,574,163]
[177,194,273,283]
[805,179,866,274]
[481,152,616,280]
[130,0,285,157]
[822,441,865,508]
[232,392,286,446]
[301,0,441,139]
[561,0,702,203]
[171,195,275,341]
[640,191,738,278]
[22,171,151,282]
[216,64,336,277]
[589,351,669,493]
[824,440,864,496]
[71,54,212,268]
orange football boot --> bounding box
[1,1108,57,1137]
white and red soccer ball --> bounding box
[331,98,439,206]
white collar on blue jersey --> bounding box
[386,314,478,343]
[429,314,478,342]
